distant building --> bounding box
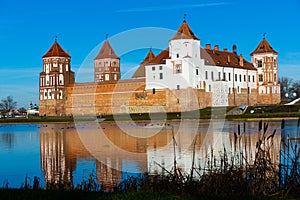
[39,19,280,116]
[27,102,39,115]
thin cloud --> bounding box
[116,2,231,13]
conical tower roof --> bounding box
[132,49,156,78]
[42,41,70,58]
[94,40,119,60]
[170,20,199,41]
[140,49,155,65]
[250,38,278,56]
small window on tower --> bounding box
[258,60,262,67]
[259,74,263,82]
[177,53,179,58]
[152,66,155,71]
[196,69,199,75]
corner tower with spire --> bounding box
[94,36,120,84]
[251,36,280,99]
[39,38,75,116]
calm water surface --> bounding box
[0,120,299,189]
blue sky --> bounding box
[0,0,300,108]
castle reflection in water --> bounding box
[39,121,282,191]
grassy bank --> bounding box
[1,104,300,123]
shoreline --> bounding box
[0,116,298,125]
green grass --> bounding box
[1,104,300,124]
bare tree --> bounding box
[279,77,293,97]
[0,96,17,112]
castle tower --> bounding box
[251,37,280,97]
[94,38,120,83]
[132,49,155,79]
[39,39,75,116]
[168,18,201,89]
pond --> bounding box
[0,119,299,190]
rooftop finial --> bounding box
[183,13,187,22]
[263,32,266,39]
[105,34,108,40]
[55,36,58,42]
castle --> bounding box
[39,19,280,116]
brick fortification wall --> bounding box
[40,80,280,116]
[39,99,67,116]
[228,88,281,106]
[63,80,212,116]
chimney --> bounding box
[233,44,237,54]
[214,45,219,51]
[239,54,244,66]
[223,48,228,52]
[206,44,211,50]
[227,55,230,63]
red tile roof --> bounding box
[132,49,156,78]
[94,40,119,60]
[147,48,170,65]
[42,41,70,58]
[201,48,256,70]
[250,38,278,55]
[170,21,200,41]
[141,49,155,65]
[144,47,255,70]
